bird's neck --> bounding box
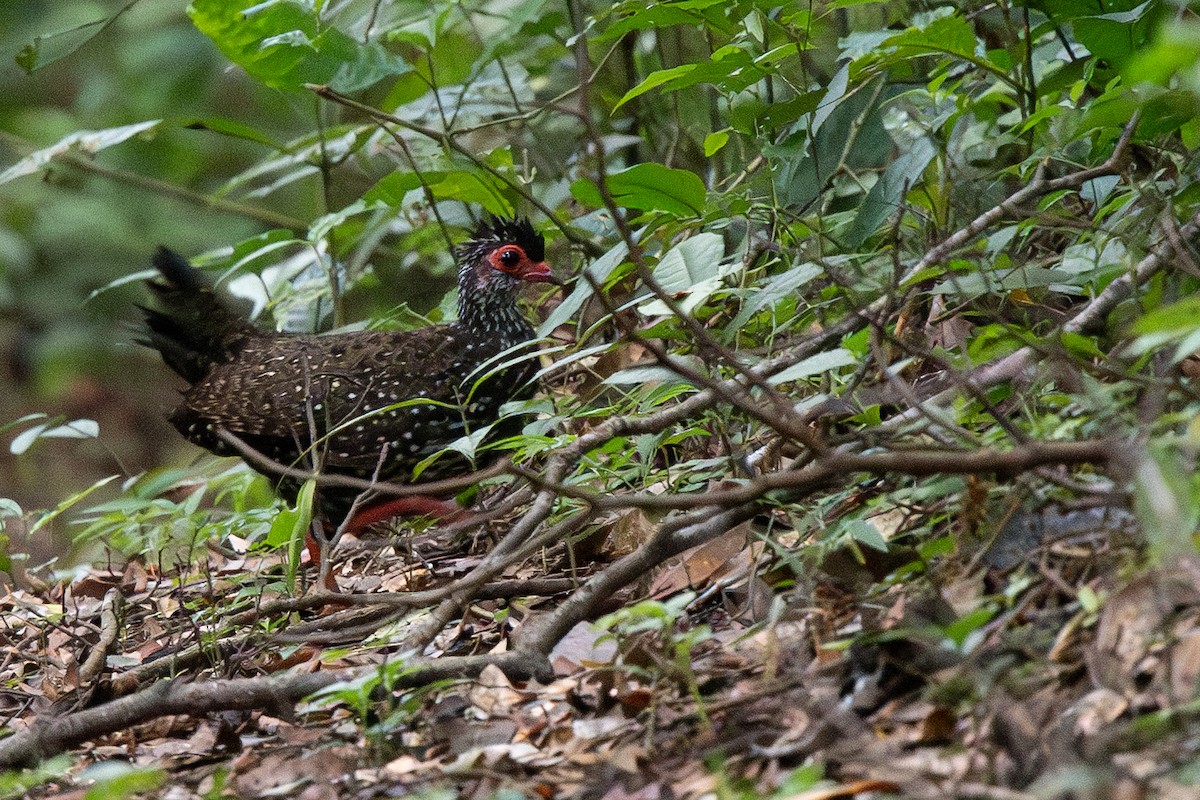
[457,270,532,345]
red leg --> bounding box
[343,495,465,534]
[305,496,464,594]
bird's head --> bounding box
[456,216,557,290]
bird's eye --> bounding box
[498,248,522,268]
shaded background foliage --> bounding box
[0,0,1197,570]
[7,0,1200,794]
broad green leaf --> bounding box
[362,171,427,207]
[571,164,707,218]
[1131,295,1200,335]
[640,233,732,315]
[189,0,409,92]
[428,170,513,216]
[845,135,936,248]
[649,233,727,294]
[879,14,979,63]
[766,349,856,385]
[1072,0,1159,69]
[766,71,886,209]
[1124,21,1200,86]
[77,762,165,800]
[538,242,629,335]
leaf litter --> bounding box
[3,496,1200,799]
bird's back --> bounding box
[172,322,538,487]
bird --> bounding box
[140,216,556,587]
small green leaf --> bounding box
[766,349,856,385]
[843,520,889,552]
[1132,295,1200,335]
[1059,331,1105,360]
[79,762,165,800]
[14,9,131,74]
[180,116,287,151]
[703,130,730,156]
[362,171,426,207]
[283,479,316,589]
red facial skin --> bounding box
[487,245,556,283]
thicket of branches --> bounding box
[4,0,1200,794]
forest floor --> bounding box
[4,492,1200,800]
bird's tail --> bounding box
[139,247,259,383]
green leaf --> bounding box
[14,1,140,74]
[188,0,409,92]
[649,233,727,294]
[942,606,996,649]
[28,476,120,537]
[845,135,936,247]
[599,2,731,41]
[703,130,730,156]
[603,360,702,385]
[1059,332,1105,360]
[0,120,161,185]
[879,14,979,63]
[538,241,629,335]
[728,262,822,330]
[845,520,889,552]
[1124,21,1200,85]
[180,116,288,151]
[362,171,427,207]
[931,266,1086,298]
[640,233,732,315]
[1131,295,1200,335]
[613,47,758,111]
[269,478,315,590]
[766,349,856,385]
[79,762,165,800]
[428,170,513,217]
[1072,0,1159,69]
[571,163,707,218]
